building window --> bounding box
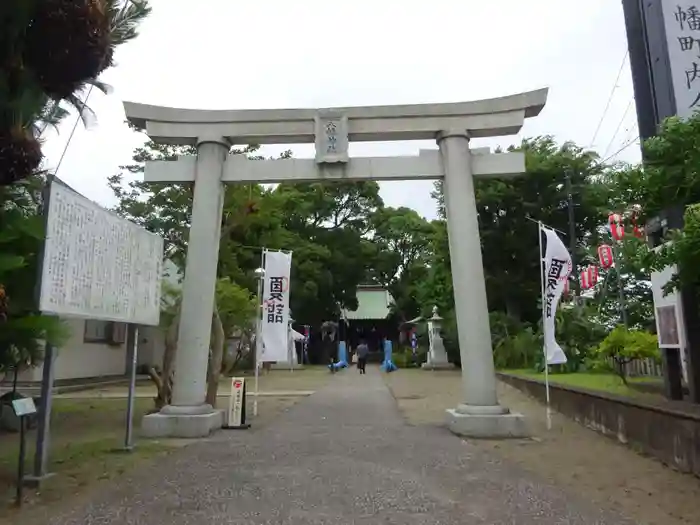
[83,320,110,343]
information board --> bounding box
[11,397,37,417]
[38,179,164,326]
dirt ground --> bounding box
[383,369,700,525]
[0,367,331,524]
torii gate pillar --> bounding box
[125,89,548,438]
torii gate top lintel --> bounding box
[123,88,548,146]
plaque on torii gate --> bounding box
[124,88,549,440]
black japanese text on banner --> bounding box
[542,227,571,365]
[260,250,292,362]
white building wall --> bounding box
[9,258,181,384]
[138,325,166,370]
[17,318,127,382]
[54,318,128,380]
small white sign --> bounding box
[227,377,245,427]
[11,397,37,417]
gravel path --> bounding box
[39,367,632,525]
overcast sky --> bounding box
[41,0,639,221]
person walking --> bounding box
[357,339,369,374]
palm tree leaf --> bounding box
[65,91,98,130]
[104,0,152,66]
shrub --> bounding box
[494,327,541,370]
[589,325,660,384]
[532,305,609,373]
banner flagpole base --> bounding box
[222,423,251,430]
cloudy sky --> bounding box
[41,0,640,221]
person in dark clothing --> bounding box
[356,339,369,374]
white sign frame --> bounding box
[38,179,164,326]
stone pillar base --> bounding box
[445,407,529,438]
[421,362,455,370]
[141,408,224,438]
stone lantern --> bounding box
[422,306,454,370]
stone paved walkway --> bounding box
[42,368,633,524]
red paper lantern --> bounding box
[580,265,599,290]
[589,265,599,286]
[597,244,614,269]
[579,271,589,290]
[609,213,624,241]
[630,210,644,239]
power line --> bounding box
[600,135,640,164]
[589,50,629,148]
[54,85,95,176]
[602,98,634,158]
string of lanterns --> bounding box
[575,211,644,292]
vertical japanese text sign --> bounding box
[662,1,700,118]
[260,250,293,362]
[314,110,349,164]
[541,227,571,365]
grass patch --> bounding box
[0,367,330,520]
[503,369,664,399]
[0,397,171,520]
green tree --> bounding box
[425,136,612,325]
[370,206,433,320]
[587,236,654,330]
[477,137,610,322]
[0,177,69,374]
[1,0,151,185]
[269,181,383,323]
[612,113,700,298]
[0,0,151,376]
[590,325,660,384]
[108,140,384,329]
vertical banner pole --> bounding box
[538,222,552,430]
[124,324,138,451]
[16,415,26,506]
[289,322,293,374]
[614,243,629,327]
[31,342,56,484]
[254,249,265,417]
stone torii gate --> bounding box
[124,88,548,439]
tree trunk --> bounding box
[149,305,180,411]
[206,301,226,407]
[614,357,629,385]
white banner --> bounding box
[260,250,292,362]
[541,227,571,365]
